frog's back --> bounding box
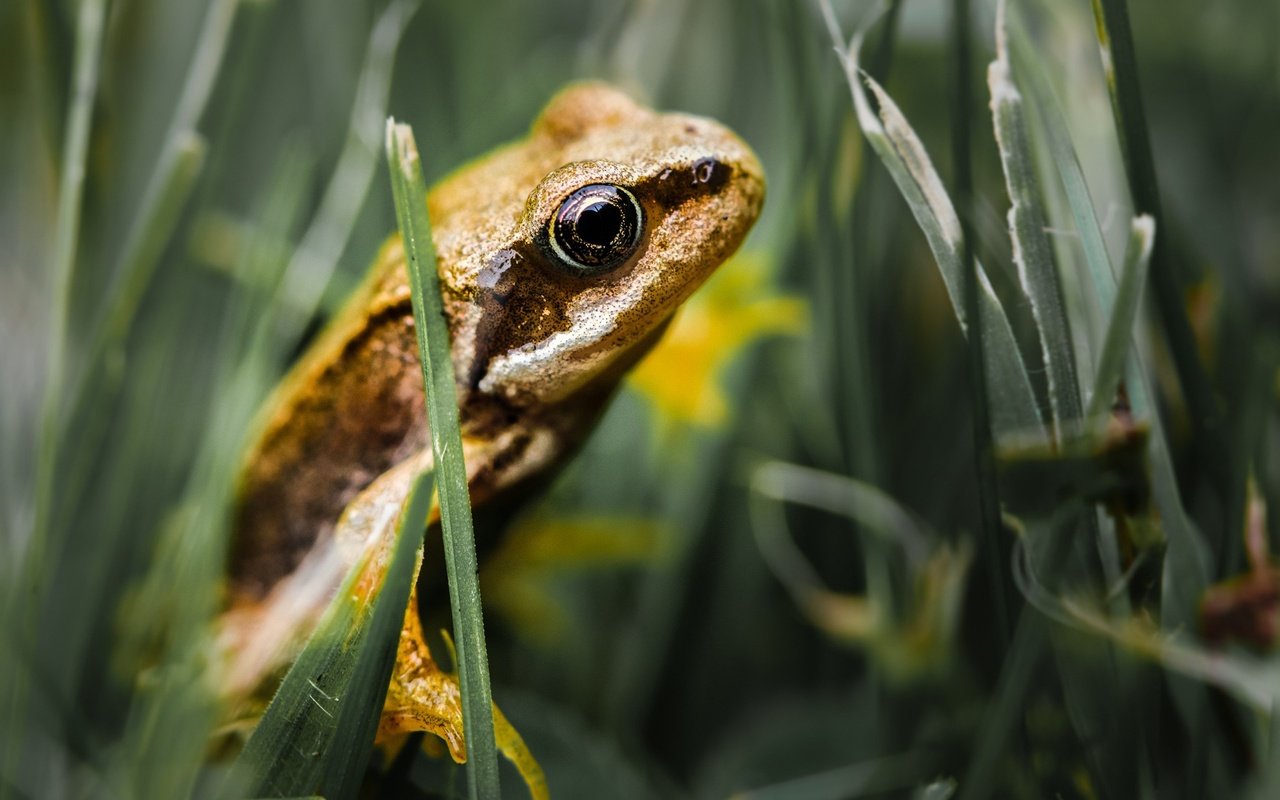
[229,239,426,602]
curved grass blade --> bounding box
[385,119,500,800]
[235,471,435,798]
[839,33,1043,437]
[1012,537,1280,716]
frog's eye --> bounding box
[548,184,643,273]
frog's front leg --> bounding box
[219,449,434,703]
[222,446,543,792]
[322,449,469,758]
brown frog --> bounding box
[220,82,764,762]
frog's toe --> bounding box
[376,590,548,800]
[376,590,467,761]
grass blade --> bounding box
[272,0,422,342]
[236,470,435,798]
[385,119,500,799]
[10,0,107,791]
[950,0,1012,648]
[1087,216,1153,420]
[1089,0,1229,501]
[989,0,1083,438]
[83,0,240,375]
[1003,6,1209,628]
[28,0,108,612]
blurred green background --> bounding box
[2,0,1279,797]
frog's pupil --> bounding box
[549,183,642,272]
[576,201,622,246]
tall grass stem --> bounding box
[386,119,501,800]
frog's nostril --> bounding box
[691,157,730,190]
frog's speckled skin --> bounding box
[229,83,764,604]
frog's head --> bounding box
[429,82,765,408]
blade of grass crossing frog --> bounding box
[319,470,435,798]
[385,119,501,800]
[842,34,1043,438]
[989,1,1084,439]
[235,471,434,798]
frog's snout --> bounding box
[733,146,767,222]
[706,131,766,229]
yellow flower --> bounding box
[627,251,807,429]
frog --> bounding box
[217,82,764,762]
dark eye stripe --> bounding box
[547,184,643,273]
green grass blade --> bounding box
[385,119,501,800]
[989,1,1083,438]
[85,0,239,369]
[950,0,1012,649]
[318,470,435,798]
[1089,0,1229,499]
[28,0,107,617]
[12,0,107,791]
[272,0,422,342]
[1004,21,1116,320]
[236,470,435,798]
[1088,216,1154,420]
